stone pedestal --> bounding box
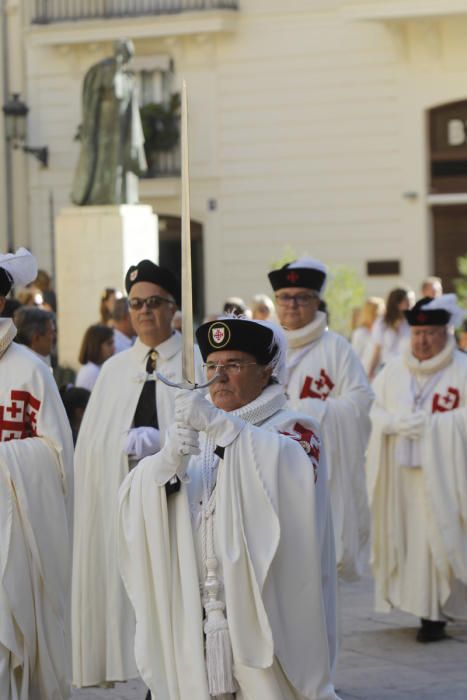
[55,204,158,370]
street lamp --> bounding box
[2,93,49,167]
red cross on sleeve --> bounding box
[279,421,320,482]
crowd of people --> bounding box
[0,247,466,700]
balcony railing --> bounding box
[143,144,181,179]
[32,0,239,24]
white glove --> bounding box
[124,426,161,460]
[175,390,244,447]
[153,422,200,486]
[397,412,426,439]
[384,412,426,438]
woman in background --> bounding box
[367,287,414,380]
[76,323,115,391]
[250,293,276,322]
[351,297,385,373]
[99,287,121,326]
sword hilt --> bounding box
[156,372,219,391]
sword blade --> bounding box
[181,80,196,385]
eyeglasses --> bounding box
[275,293,318,307]
[128,294,174,310]
[203,361,257,376]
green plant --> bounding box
[324,266,365,338]
[140,93,181,153]
[453,254,467,307]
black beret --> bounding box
[405,297,451,327]
[125,260,180,304]
[268,263,326,292]
[196,318,276,365]
[0,267,13,297]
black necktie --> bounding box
[132,350,180,496]
[133,349,158,429]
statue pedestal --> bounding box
[55,204,158,370]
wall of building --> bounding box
[4,1,466,319]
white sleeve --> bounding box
[75,363,101,391]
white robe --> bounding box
[367,339,467,620]
[118,386,338,700]
[0,325,74,700]
[285,313,374,580]
[72,332,202,687]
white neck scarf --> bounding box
[403,335,456,376]
[283,310,327,350]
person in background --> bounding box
[367,287,414,380]
[351,297,385,374]
[367,295,466,643]
[421,276,443,300]
[222,296,251,317]
[60,385,91,445]
[14,306,56,367]
[75,324,115,391]
[0,248,74,700]
[112,297,135,353]
[460,319,467,351]
[250,292,276,322]
[72,260,202,692]
[268,257,373,585]
[34,268,57,311]
[15,286,37,307]
[99,287,121,326]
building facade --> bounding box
[1,0,467,318]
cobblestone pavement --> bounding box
[72,571,467,700]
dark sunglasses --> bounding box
[128,294,174,310]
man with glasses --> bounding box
[118,316,338,699]
[367,295,467,642]
[72,259,202,691]
[268,257,373,582]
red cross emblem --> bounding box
[208,322,231,349]
[417,313,427,323]
[0,390,41,441]
[300,369,335,401]
[286,271,300,284]
[432,387,460,413]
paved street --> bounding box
[72,570,467,700]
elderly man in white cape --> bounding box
[268,258,373,582]
[367,294,467,643]
[0,249,74,699]
[72,259,203,688]
[118,317,339,700]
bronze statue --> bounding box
[71,39,147,206]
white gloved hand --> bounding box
[124,426,161,460]
[153,422,200,486]
[175,389,244,447]
[397,412,426,439]
[384,412,426,438]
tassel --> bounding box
[203,557,236,695]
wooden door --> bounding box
[432,206,467,291]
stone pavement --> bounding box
[72,571,467,700]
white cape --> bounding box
[286,321,373,580]
[72,333,202,687]
[0,329,74,700]
[367,347,467,618]
[118,399,337,699]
